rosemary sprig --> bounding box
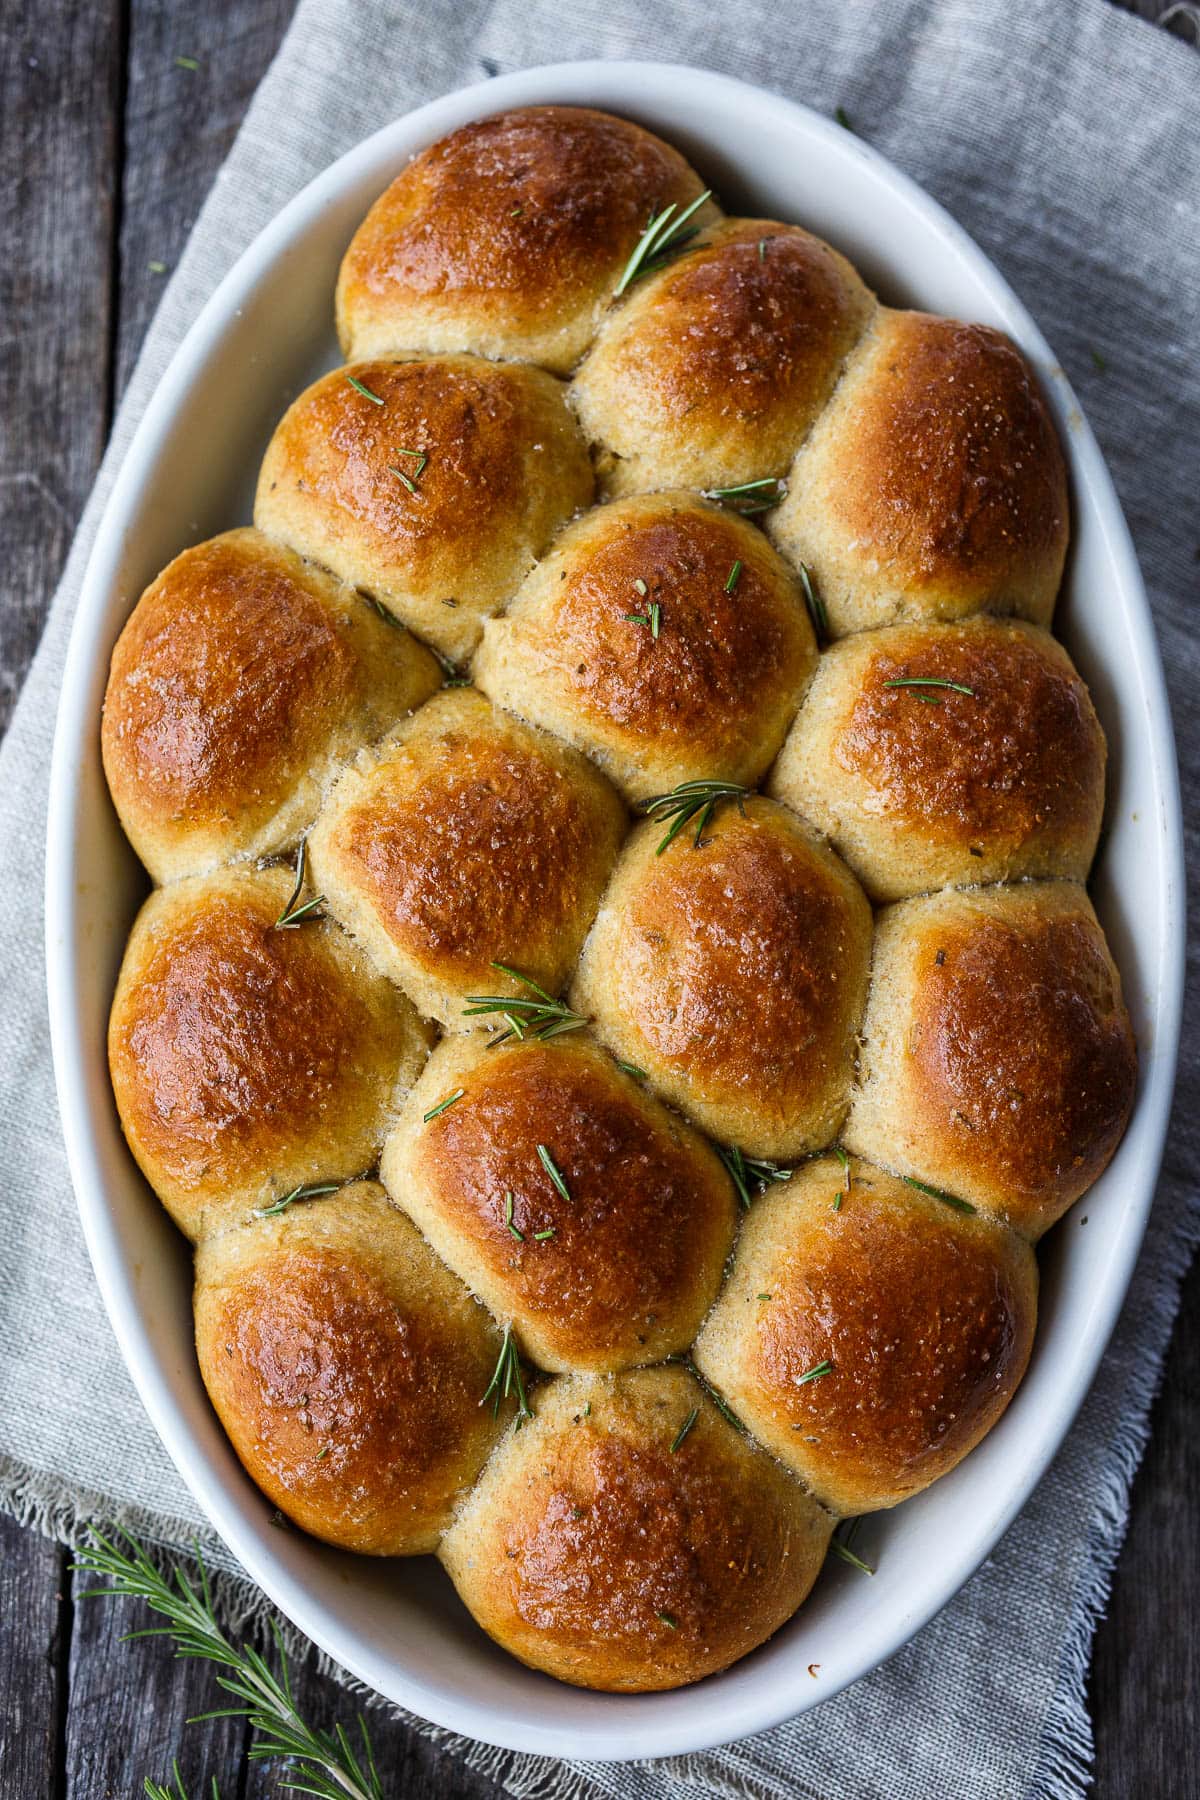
[724,560,743,594]
[345,373,384,405]
[830,1518,875,1576]
[670,1407,699,1453]
[702,477,786,517]
[903,1174,977,1214]
[798,561,828,643]
[273,838,324,929]
[797,1359,833,1386]
[537,1143,571,1202]
[253,1180,342,1220]
[718,1144,791,1210]
[462,962,589,1045]
[615,189,712,295]
[480,1325,532,1426]
[642,779,749,854]
[422,1088,464,1123]
[145,1763,219,1800]
[74,1528,383,1800]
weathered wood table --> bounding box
[0,3,1194,1795]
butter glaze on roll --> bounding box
[101,528,442,883]
[308,689,627,1029]
[571,218,874,495]
[768,309,1069,636]
[694,1155,1038,1514]
[254,354,594,661]
[438,1365,832,1691]
[381,1032,737,1372]
[108,867,430,1241]
[473,492,818,801]
[572,797,872,1159]
[844,883,1137,1237]
[336,106,719,375]
[195,1183,505,1554]
[769,617,1105,902]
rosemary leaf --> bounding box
[725,559,743,594]
[798,561,828,643]
[252,1180,341,1220]
[902,1175,977,1214]
[701,477,786,517]
[273,839,324,929]
[670,1407,699,1453]
[883,677,975,697]
[423,1088,465,1124]
[504,1189,524,1241]
[830,1521,875,1576]
[537,1143,571,1203]
[345,373,385,405]
[796,1359,833,1386]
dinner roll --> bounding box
[336,106,719,375]
[572,797,872,1159]
[693,1154,1038,1515]
[254,354,593,662]
[768,617,1105,901]
[108,867,430,1241]
[101,529,441,883]
[844,883,1137,1237]
[439,1365,832,1690]
[768,310,1069,636]
[572,217,874,495]
[194,1182,505,1553]
[308,689,627,1029]
[473,492,818,801]
[381,1032,737,1372]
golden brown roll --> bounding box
[254,354,594,662]
[768,617,1106,902]
[336,106,719,375]
[438,1365,832,1690]
[195,1182,505,1554]
[381,1032,737,1372]
[844,883,1137,1237]
[108,867,430,1241]
[308,689,627,1029]
[693,1154,1038,1515]
[473,492,818,802]
[571,797,872,1159]
[100,528,442,883]
[572,217,874,495]
[768,309,1069,636]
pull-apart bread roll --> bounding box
[473,492,818,801]
[308,689,627,1029]
[571,218,874,495]
[381,1032,737,1372]
[101,528,441,883]
[769,617,1105,902]
[108,867,429,1241]
[336,105,718,374]
[845,883,1137,1238]
[694,1155,1037,1515]
[255,354,593,662]
[572,797,872,1159]
[195,1183,505,1554]
[769,310,1069,637]
[439,1365,832,1691]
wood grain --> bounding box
[0,1,1194,1796]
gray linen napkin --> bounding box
[2,2,1196,1795]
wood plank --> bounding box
[0,0,122,739]
[0,1515,68,1800]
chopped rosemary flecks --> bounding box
[616,1060,647,1081]
[701,477,786,517]
[533,1227,556,1241]
[147,260,167,274]
[345,373,385,405]
[273,838,324,929]
[757,1292,772,1301]
[798,561,828,643]
[624,601,662,639]
[504,1189,524,1241]
[719,1143,791,1210]
[902,1174,977,1214]
[725,559,743,594]
[797,1359,833,1386]
[252,1180,341,1219]
[835,105,853,130]
[670,1407,699,1453]
[387,446,428,493]
[462,963,589,1045]
[423,1088,464,1123]
[174,54,199,70]
[830,1521,875,1576]
[1090,345,1108,373]
[758,238,767,261]
[362,591,400,628]
[615,189,713,294]
[480,1325,532,1425]
[657,1612,679,1629]
[642,779,749,854]
[883,677,975,698]
[537,1143,571,1202]
[314,1445,330,1462]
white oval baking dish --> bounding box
[45,59,1184,1763]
